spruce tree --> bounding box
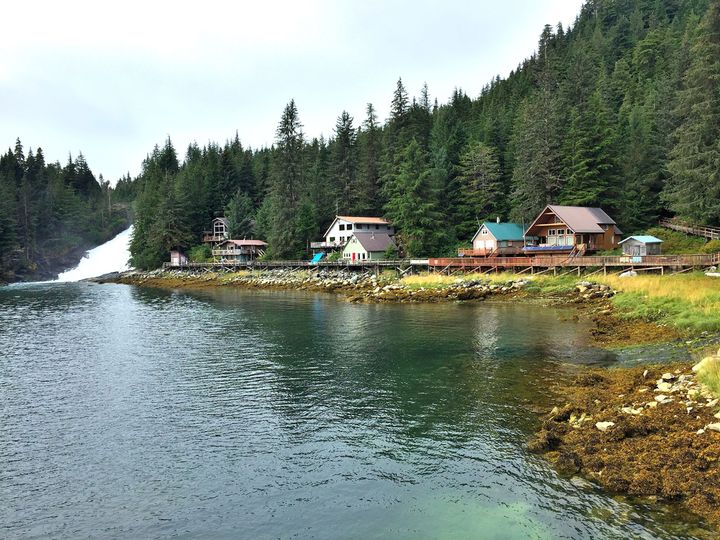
[225,190,255,238]
[664,2,720,224]
[267,100,306,258]
[332,111,358,213]
[454,142,504,240]
[383,139,445,256]
[357,103,381,214]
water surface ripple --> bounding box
[0,283,708,539]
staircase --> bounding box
[659,219,720,240]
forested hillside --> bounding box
[128,0,718,267]
[0,140,133,282]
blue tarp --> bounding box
[522,245,574,252]
[310,252,325,263]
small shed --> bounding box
[619,236,663,256]
[170,250,188,266]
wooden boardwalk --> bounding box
[428,253,720,275]
[163,259,429,274]
[163,252,720,276]
[659,219,720,240]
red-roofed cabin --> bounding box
[523,205,622,255]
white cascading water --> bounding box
[56,226,133,282]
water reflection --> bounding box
[0,283,709,539]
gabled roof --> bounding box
[618,235,663,245]
[218,239,267,247]
[528,205,621,234]
[212,217,229,227]
[323,215,392,238]
[548,205,616,233]
[347,232,395,252]
[472,222,525,242]
[337,215,390,225]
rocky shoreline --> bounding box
[530,351,720,530]
[97,267,615,302]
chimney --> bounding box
[496,216,501,224]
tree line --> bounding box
[0,140,132,282]
[123,0,718,266]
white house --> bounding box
[342,232,395,261]
[311,216,394,252]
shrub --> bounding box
[644,227,706,254]
[383,245,398,260]
[701,239,720,254]
[189,244,211,262]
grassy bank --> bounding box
[593,273,720,334]
[399,271,720,334]
[399,272,579,294]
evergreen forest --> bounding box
[0,140,133,282]
[4,0,719,276]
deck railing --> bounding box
[429,253,719,268]
[659,219,720,240]
[162,253,719,271]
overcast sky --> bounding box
[1,0,584,182]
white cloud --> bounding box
[0,0,583,180]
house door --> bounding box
[352,252,356,262]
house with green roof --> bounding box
[459,220,529,257]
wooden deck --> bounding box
[659,219,720,240]
[428,253,720,275]
[163,259,431,273]
[162,252,719,276]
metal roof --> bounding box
[336,216,390,225]
[219,239,267,247]
[323,215,392,239]
[348,232,395,252]
[472,222,525,242]
[618,235,663,244]
[547,205,617,233]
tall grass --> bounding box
[399,271,578,293]
[595,273,720,332]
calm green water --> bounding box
[0,283,709,539]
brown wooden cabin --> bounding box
[203,217,230,244]
[212,239,267,263]
[523,205,621,255]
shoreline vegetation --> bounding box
[99,267,720,529]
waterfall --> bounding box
[56,226,133,282]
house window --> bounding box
[557,229,565,235]
[339,224,345,231]
[329,236,335,242]
[357,224,363,230]
[375,225,380,230]
[347,224,353,230]
[548,229,556,236]
[481,228,488,235]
